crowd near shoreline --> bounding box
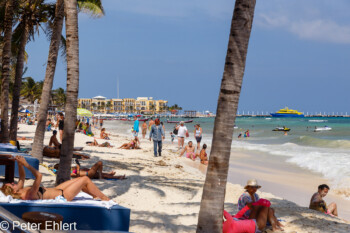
[5,115,350,232]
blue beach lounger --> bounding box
[0,152,39,179]
[0,202,130,231]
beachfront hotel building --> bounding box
[78,96,168,114]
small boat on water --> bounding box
[314,126,332,132]
[167,120,193,123]
[272,126,290,132]
[271,107,304,118]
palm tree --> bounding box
[196,1,256,232]
[20,77,41,103]
[56,0,80,185]
[0,0,14,143]
[32,0,104,162]
[9,0,54,141]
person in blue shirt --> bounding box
[149,118,165,157]
[133,115,140,145]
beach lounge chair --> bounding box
[0,193,130,231]
[0,152,39,179]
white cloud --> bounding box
[257,14,350,44]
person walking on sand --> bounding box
[176,121,188,149]
[142,121,147,139]
[309,184,338,216]
[148,118,155,131]
[194,124,202,151]
[149,118,164,157]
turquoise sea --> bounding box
[105,116,350,196]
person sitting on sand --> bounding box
[49,130,61,149]
[237,179,284,231]
[100,128,110,140]
[54,160,126,180]
[87,139,113,148]
[1,156,109,201]
[179,141,196,160]
[119,139,139,149]
[196,144,208,165]
[309,184,338,216]
[43,146,90,159]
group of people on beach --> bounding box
[225,179,338,233]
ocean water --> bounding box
[104,117,350,197]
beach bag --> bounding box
[186,131,189,137]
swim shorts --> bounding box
[195,136,202,143]
[133,132,139,137]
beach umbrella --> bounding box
[77,108,93,117]
[19,109,31,113]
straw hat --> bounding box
[244,179,261,189]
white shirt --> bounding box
[177,126,187,137]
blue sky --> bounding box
[26,0,350,113]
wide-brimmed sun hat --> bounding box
[244,179,261,189]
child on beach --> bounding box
[170,132,175,143]
[179,141,196,160]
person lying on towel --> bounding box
[54,160,126,180]
[43,146,90,160]
[1,156,109,201]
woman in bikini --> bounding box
[119,139,138,149]
[1,156,109,201]
[55,160,125,180]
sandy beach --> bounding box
[15,123,350,233]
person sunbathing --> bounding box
[196,144,208,165]
[179,141,196,160]
[87,139,113,148]
[237,179,283,231]
[55,160,125,180]
[309,184,338,216]
[1,156,109,201]
[119,139,139,149]
[43,146,90,159]
[100,128,110,140]
[17,136,31,140]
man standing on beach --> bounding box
[99,118,104,129]
[309,184,338,216]
[56,113,64,143]
[149,118,164,157]
[133,115,139,142]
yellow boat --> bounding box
[271,107,304,117]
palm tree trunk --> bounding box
[9,20,30,141]
[196,1,256,232]
[56,0,79,185]
[0,0,14,143]
[32,0,65,162]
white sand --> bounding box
[14,123,350,233]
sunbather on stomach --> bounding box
[1,156,109,201]
[54,160,126,180]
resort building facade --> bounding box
[78,96,168,114]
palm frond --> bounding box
[78,0,105,18]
